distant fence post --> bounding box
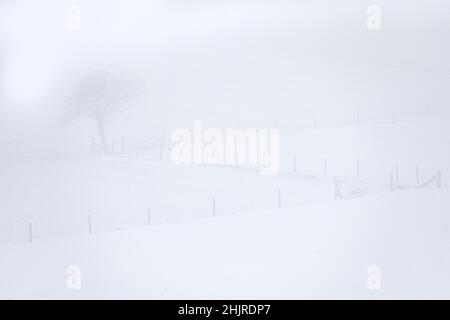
[88,215,92,235]
[91,138,96,154]
[278,189,281,209]
[334,177,342,200]
[437,170,442,189]
[28,222,33,244]
[136,140,139,159]
[161,132,166,146]
[356,160,360,180]
[395,164,399,187]
[416,166,420,185]
[390,172,394,192]
[212,197,216,217]
[160,131,166,161]
[293,155,297,174]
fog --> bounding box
[0,0,449,152]
[0,1,448,146]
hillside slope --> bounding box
[1,188,449,299]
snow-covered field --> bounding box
[0,116,449,299]
[1,189,449,299]
[2,116,448,244]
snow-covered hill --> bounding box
[1,188,449,299]
[0,116,449,298]
[0,116,448,244]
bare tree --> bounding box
[65,70,142,154]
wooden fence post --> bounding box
[28,222,33,244]
[334,176,342,200]
[416,166,420,185]
[91,138,95,154]
[278,189,281,209]
[293,155,296,174]
[395,164,399,187]
[390,172,394,192]
[161,132,166,146]
[356,160,360,180]
[437,170,442,189]
[136,140,139,158]
[88,215,92,235]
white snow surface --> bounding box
[0,117,449,299]
[0,188,449,299]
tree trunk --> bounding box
[96,118,109,154]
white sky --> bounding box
[0,0,449,126]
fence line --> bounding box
[0,160,444,245]
[4,109,450,244]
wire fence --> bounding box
[0,156,444,245]
[0,111,448,245]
